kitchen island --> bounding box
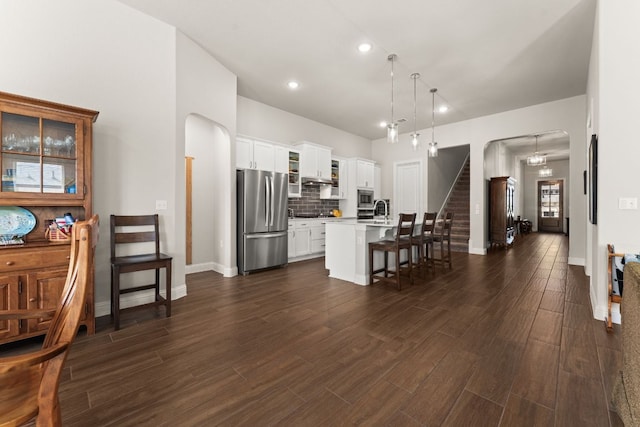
[325,218,417,285]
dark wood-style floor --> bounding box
[4,233,625,426]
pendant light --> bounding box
[428,88,439,157]
[410,73,420,151]
[387,54,399,144]
[539,166,553,177]
[527,135,546,166]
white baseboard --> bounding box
[94,283,187,317]
[469,247,487,255]
[568,257,585,266]
[185,261,238,277]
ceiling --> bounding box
[496,130,571,162]
[116,0,596,143]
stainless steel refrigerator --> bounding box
[237,169,288,274]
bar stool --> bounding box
[413,212,437,274]
[368,213,416,290]
[433,212,454,270]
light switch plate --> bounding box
[619,197,638,210]
[155,200,168,210]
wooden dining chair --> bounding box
[413,212,437,274]
[0,215,98,427]
[368,213,416,290]
[110,214,172,331]
[433,212,454,270]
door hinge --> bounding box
[84,184,87,195]
[19,319,22,329]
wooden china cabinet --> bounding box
[489,176,516,249]
[0,91,98,344]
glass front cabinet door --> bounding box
[1,107,86,198]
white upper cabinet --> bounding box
[374,164,381,199]
[236,136,275,171]
[356,159,374,189]
[295,142,332,179]
[274,145,289,174]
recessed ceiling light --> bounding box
[439,105,449,113]
[287,81,299,90]
[358,43,372,53]
[379,121,387,128]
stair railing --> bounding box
[437,152,470,220]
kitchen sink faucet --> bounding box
[373,199,388,220]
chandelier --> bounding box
[526,135,546,166]
[539,166,553,177]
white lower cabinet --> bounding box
[288,219,327,261]
[310,224,326,253]
[294,223,311,257]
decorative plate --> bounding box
[0,206,37,236]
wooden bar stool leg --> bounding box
[166,264,172,317]
[112,265,121,331]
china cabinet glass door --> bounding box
[1,111,81,196]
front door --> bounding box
[538,180,563,233]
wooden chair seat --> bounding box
[0,215,98,427]
[110,214,172,331]
[368,213,416,290]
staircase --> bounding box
[440,158,470,252]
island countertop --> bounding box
[324,218,420,285]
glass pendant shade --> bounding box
[428,142,438,157]
[387,54,398,143]
[411,132,420,150]
[387,123,399,144]
[429,88,439,157]
[410,73,420,151]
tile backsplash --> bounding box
[288,184,339,216]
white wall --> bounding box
[372,95,587,261]
[185,115,230,273]
[176,32,237,278]
[237,96,371,158]
[589,1,640,323]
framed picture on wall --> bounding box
[589,134,598,224]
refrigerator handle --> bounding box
[264,175,270,227]
[270,174,275,226]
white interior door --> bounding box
[393,160,423,217]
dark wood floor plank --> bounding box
[510,339,560,408]
[401,349,478,425]
[499,394,555,427]
[539,289,565,313]
[442,390,504,427]
[529,308,563,346]
[555,369,610,427]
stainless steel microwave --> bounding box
[357,189,374,208]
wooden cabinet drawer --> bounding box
[0,252,41,272]
[42,246,72,268]
[0,246,70,272]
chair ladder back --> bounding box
[423,212,437,235]
[110,214,160,258]
[396,213,416,241]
